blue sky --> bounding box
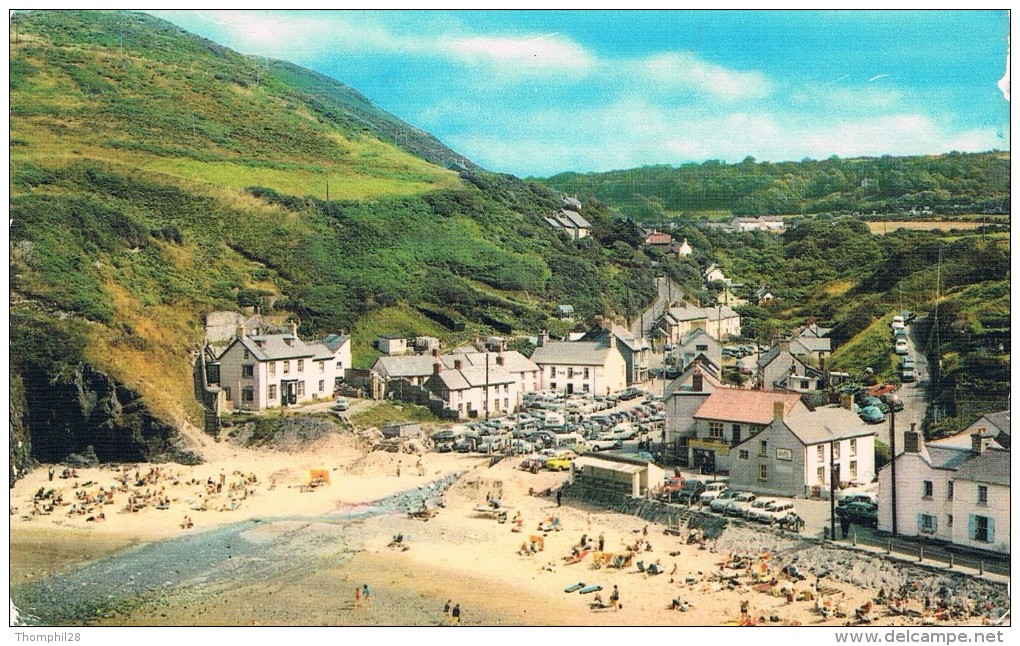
[151,9,1010,177]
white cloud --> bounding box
[638,52,772,101]
[441,33,595,73]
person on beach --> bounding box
[556,489,562,507]
[396,462,402,478]
[451,603,461,624]
[48,466,54,482]
[354,586,362,608]
[362,584,372,606]
[598,533,605,552]
[444,599,451,617]
[610,585,620,610]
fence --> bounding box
[849,531,1009,577]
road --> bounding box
[630,276,682,339]
[878,317,931,452]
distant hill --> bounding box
[9,10,654,476]
[537,152,1010,219]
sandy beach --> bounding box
[9,429,1010,628]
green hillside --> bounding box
[538,152,1010,220]
[9,10,654,471]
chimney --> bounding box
[290,321,298,338]
[433,361,442,375]
[779,339,791,353]
[454,359,462,370]
[840,394,853,410]
[692,370,703,392]
[904,423,923,453]
[971,428,989,454]
[819,355,826,374]
[773,400,786,422]
[608,333,616,350]
[538,330,548,347]
[496,354,505,366]
[236,325,246,340]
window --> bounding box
[283,361,290,375]
[319,361,325,373]
[567,367,574,378]
[503,398,509,410]
[296,381,305,396]
[947,481,954,500]
[244,349,250,360]
[297,359,304,373]
[268,362,276,377]
[758,464,768,481]
[458,403,464,414]
[817,445,825,462]
[923,480,933,499]
[550,382,557,391]
[268,384,277,400]
[970,515,993,543]
[850,438,857,457]
[242,387,254,402]
[336,361,343,370]
[817,466,825,484]
[759,440,767,457]
[318,380,325,392]
[584,367,590,380]
[242,365,254,378]
[832,442,840,460]
[977,485,988,506]
[709,422,723,438]
[947,515,953,528]
[849,460,857,479]
[583,383,590,393]
[224,387,232,401]
[919,514,937,534]
[738,450,749,460]
[776,448,793,461]
[696,344,708,352]
[550,366,557,378]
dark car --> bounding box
[674,479,706,506]
[836,501,878,528]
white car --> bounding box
[330,397,350,411]
[723,492,758,517]
[759,501,798,525]
[894,339,909,355]
[709,490,740,513]
[698,482,729,505]
[745,498,778,521]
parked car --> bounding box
[858,405,885,424]
[545,456,573,471]
[894,339,909,355]
[836,491,879,508]
[881,394,904,412]
[760,501,798,525]
[867,383,897,398]
[899,356,916,371]
[901,368,916,383]
[586,438,622,452]
[836,501,878,528]
[891,315,905,329]
[744,498,779,521]
[708,489,740,513]
[722,492,757,517]
[330,397,350,411]
[698,482,729,505]
[674,479,706,506]
[611,423,640,441]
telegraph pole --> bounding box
[484,353,490,421]
[889,405,897,536]
[829,436,837,542]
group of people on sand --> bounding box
[442,600,462,624]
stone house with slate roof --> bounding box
[530,335,626,396]
[423,354,519,419]
[215,322,351,411]
[879,419,1010,554]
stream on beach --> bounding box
[11,475,461,626]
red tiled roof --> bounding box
[644,233,673,245]
[694,389,802,425]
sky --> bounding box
[149,9,1011,177]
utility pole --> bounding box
[484,353,490,421]
[889,405,897,536]
[829,435,837,542]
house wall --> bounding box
[762,352,801,390]
[678,336,722,371]
[877,453,952,540]
[950,479,1010,554]
[218,342,269,411]
[728,422,806,498]
[538,350,625,396]
[705,315,741,340]
[803,437,876,495]
[379,337,407,355]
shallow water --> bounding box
[11,474,461,626]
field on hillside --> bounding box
[865,221,1000,235]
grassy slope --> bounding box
[9,10,657,433]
